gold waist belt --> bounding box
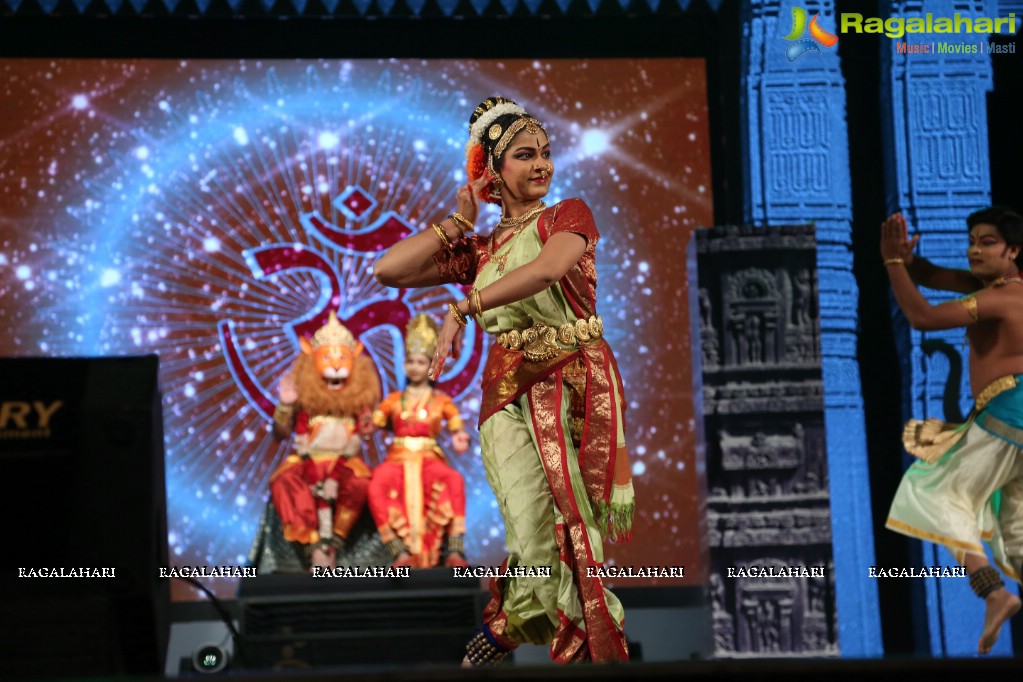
[902,374,1018,463]
[496,315,604,362]
[392,436,438,452]
[975,375,1017,411]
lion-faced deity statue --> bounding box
[290,311,381,422]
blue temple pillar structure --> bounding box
[740,0,881,657]
[879,0,1017,657]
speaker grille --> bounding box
[237,575,481,668]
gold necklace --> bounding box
[400,387,432,421]
[496,202,546,230]
[987,275,1023,288]
[489,203,546,275]
[488,228,523,275]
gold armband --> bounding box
[371,410,388,428]
[959,296,978,323]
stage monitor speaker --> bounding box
[237,571,480,668]
[0,355,169,678]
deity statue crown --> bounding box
[405,314,439,358]
[311,311,357,350]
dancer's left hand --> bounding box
[429,305,465,381]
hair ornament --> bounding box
[464,97,525,160]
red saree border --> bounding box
[528,371,629,663]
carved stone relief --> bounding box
[695,223,837,656]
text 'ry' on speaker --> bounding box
[0,355,170,678]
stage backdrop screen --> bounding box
[0,58,713,600]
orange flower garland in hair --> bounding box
[465,97,525,205]
[466,142,499,205]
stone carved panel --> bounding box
[709,572,735,652]
[785,267,820,363]
[724,267,781,367]
[704,380,824,414]
[736,566,799,653]
[699,287,720,369]
[698,244,821,378]
[695,222,837,656]
[707,508,833,548]
[707,556,837,657]
[802,561,836,653]
[719,424,804,471]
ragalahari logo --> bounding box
[783,6,839,61]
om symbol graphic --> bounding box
[217,187,485,421]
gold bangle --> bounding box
[448,302,468,328]
[473,288,484,316]
[432,223,452,248]
[450,212,474,234]
[884,258,905,266]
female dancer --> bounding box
[374,96,634,664]
[367,313,471,569]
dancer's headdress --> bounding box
[405,314,439,358]
[464,96,547,205]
